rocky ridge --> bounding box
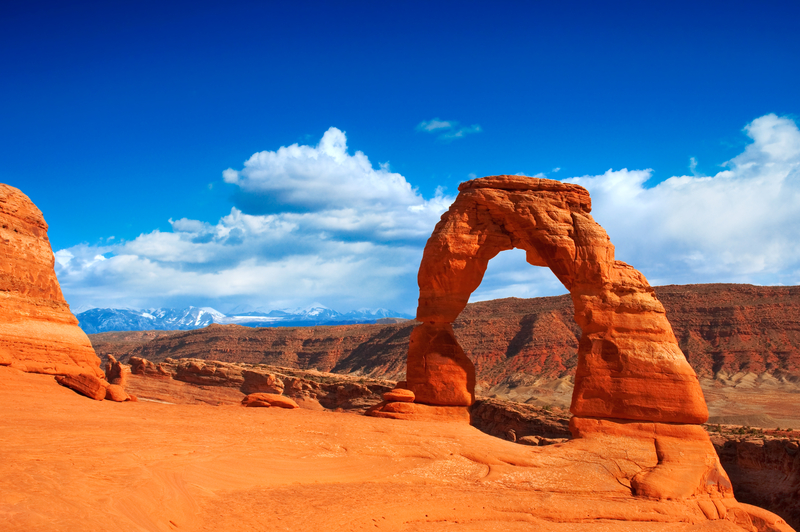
[90,284,800,399]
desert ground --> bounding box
[2,366,787,532]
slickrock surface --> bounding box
[0,184,102,378]
[1,365,792,532]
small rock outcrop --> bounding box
[0,184,103,378]
[127,356,395,411]
[242,393,299,409]
[105,355,129,386]
[55,373,107,401]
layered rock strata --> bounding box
[0,184,102,378]
[88,283,800,400]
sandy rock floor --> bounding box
[0,367,784,532]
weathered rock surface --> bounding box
[55,373,107,401]
[408,175,707,425]
[0,184,103,378]
[126,356,394,411]
[710,429,800,530]
[242,393,299,409]
[383,388,415,402]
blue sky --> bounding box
[2,1,799,313]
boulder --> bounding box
[129,356,172,377]
[104,384,130,402]
[0,184,103,378]
[241,369,284,395]
[55,373,107,401]
[242,393,299,409]
[383,388,415,402]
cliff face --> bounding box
[712,434,800,530]
[0,184,102,378]
[115,322,415,380]
[657,284,800,378]
[90,284,800,390]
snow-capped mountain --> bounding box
[76,305,413,334]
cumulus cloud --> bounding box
[55,128,453,312]
[416,118,482,141]
[53,115,800,314]
[564,113,800,287]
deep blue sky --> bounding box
[2,1,799,312]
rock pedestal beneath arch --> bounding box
[0,184,103,379]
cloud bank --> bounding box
[563,113,800,287]
[55,128,453,312]
[54,114,800,314]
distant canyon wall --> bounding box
[89,283,800,387]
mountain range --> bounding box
[75,304,413,334]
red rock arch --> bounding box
[407,175,708,424]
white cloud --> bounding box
[416,118,482,141]
[564,113,800,287]
[55,128,454,312]
[223,127,422,213]
[53,115,800,314]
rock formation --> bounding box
[126,356,394,410]
[379,175,737,504]
[406,175,707,421]
[0,184,103,378]
[242,393,299,409]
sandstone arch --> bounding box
[406,175,708,425]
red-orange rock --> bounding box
[104,384,130,402]
[55,373,107,401]
[0,184,103,379]
[105,355,129,386]
[570,417,733,499]
[407,175,708,424]
[383,388,415,402]
[241,369,284,395]
[366,401,471,423]
[241,393,299,409]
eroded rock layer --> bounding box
[0,184,102,378]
